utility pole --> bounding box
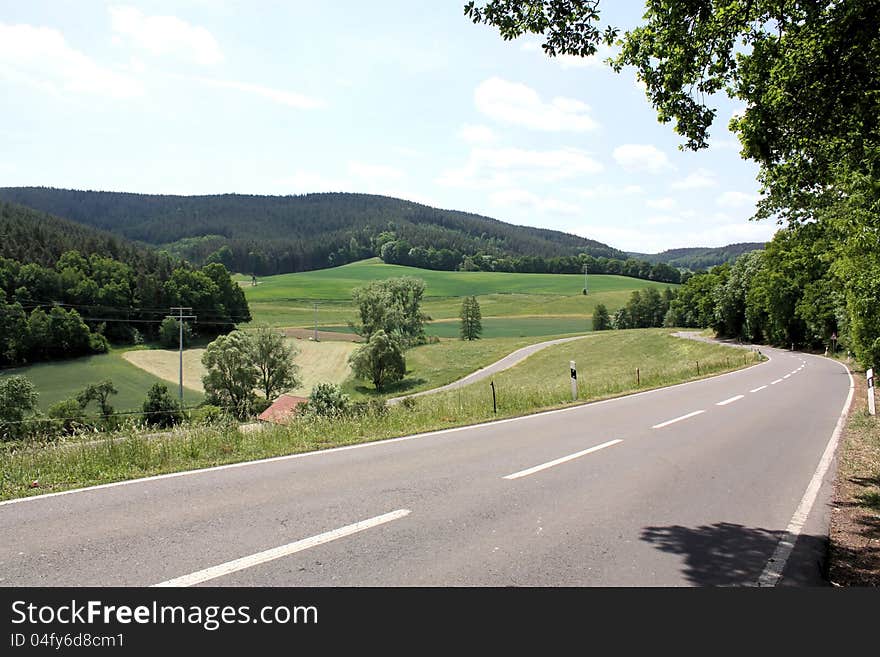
[313,303,319,342]
[167,307,196,401]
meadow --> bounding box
[0,330,760,501]
[240,258,677,329]
[0,349,204,412]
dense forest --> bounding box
[629,243,766,271]
[0,188,629,275]
[0,202,250,367]
[665,220,875,368]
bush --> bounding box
[142,383,183,428]
[0,375,39,441]
[351,398,388,417]
[188,404,227,425]
[306,383,351,417]
[159,317,192,349]
[47,398,90,435]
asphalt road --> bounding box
[0,345,852,586]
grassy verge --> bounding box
[342,334,575,399]
[828,366,880,585]
[0,330,760,502]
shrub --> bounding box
[307,383,351,417]
[142,383,183,428]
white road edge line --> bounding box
[771,379,783,385]
[750,386,768,393]
[152,509,411,587]
[0,348,773,507]
[503,440,623,480]
[652,410,705,429]
[716,395,744,406]
[783,374,792,379]
[757,357,855,587]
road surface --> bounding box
[0,344,851,586]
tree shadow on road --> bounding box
[640,522,829,586]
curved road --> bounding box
[387,334,591,404]
[0,344,852,586]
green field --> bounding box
[241,259,677,329]
[1,330,760,501]
[323,316,591,339]
[0,350,204,413]
[243,258,671,300]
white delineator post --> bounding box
[570,360,578,401]
[868,368,876,416]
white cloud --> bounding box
[717,191,760,208]
[576,220,776,254]
[489,189,581,215]
[712,138,741,151]
[193,76,324,109]
[277,170,347,193]
[646,197,677,211]
[474,77,598,132]
[436,147,603,190]
[612,144,673,174]
[348,161,405,182]
[458,124,496,144]
[0,22,143,98]
[645,215,684,226]
[109,5,223,65]
[576,183,643,198]
[671,168,718,190]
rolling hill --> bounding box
[629,243,765,270]
[0,187,627,276]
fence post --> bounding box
[696,361,700,375]
[637,368,640,386]
[868,368,876,416]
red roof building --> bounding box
[257,395,308,424]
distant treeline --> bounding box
[378,237,684,283]
[0,203,250,368]
[662,220,877,368]
[0,187,636,274]
[630,242,766,270]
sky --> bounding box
[0,0,780,254]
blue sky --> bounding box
[0,1,779,253]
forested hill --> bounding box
[0,202,250,368]
[0,201,174,275]
[628,243,766,271]
[0,187,626,276]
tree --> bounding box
[351,277,429,348]
[142,383,183,428]
[159,316,192,349]
[76,380,118,419]
[592,303,611,331]
[306,382,351,417]
[202,331,258,419]
[348,330,406,391]
[0,375,39,441]
[467,0,880,367]
[47,398,89,435]
[250,326,300,401]
[459,296,483,340]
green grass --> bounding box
[477,329,757,402]
[0,350,204,412]
[245,257,673,300]
[342,335,569,399]
[0,330,761,501]
[241,259,677,328]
